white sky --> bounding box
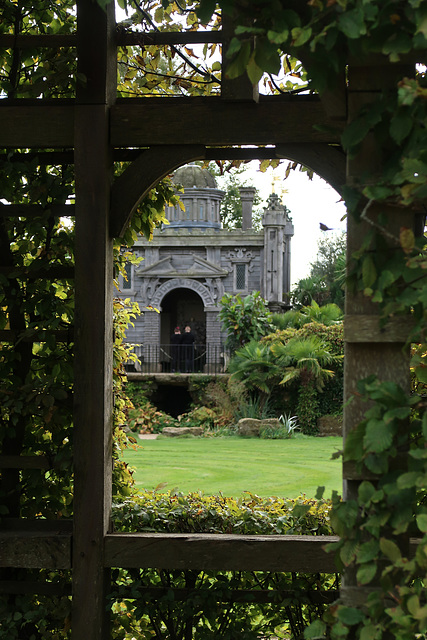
[218,161,347,288]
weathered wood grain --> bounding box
[0,532,71,569]
[104,533,339,573]
[0,104,74,148]
[344,314,415,343]
[110,96,341,147]
[71,1,116,637]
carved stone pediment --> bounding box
[136,254,228,279]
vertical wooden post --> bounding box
[72,1,116,637]
[342,62,415,606]
[221,15,259,101]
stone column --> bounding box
[262,193,294,307]
[205,308,222,373]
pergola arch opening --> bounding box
[110,146,346,239]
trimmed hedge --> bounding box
[110,491,339,639]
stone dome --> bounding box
[173,164,217,189]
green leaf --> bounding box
[338,8,366,39]
[359,624,380,640]
[358,481,375,504]
[379,537,401,563]
[246,56,264,85]
[356,562,377,585]
[338,606,365,626]
[315,486,325,500]
[344,424,365,461]
[267,29,289,44]
[340,538,359,566]
[390,111,413,144]
[363,419,393,453]
[357,540,379,563]
[291,27,312,47]
[254,39,281,75]
[304,618,326,639]
[416,513,427,533]
[225,41,251,80]
[196,0,216,24]
[362,255,377,289]
[397,471,420,489]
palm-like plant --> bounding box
[272,336,343,433]
[228,340,280,408]
[272,335,341,389]
[299,301,343,326]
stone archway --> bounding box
[151,278,217,310]
[161,288,206,346]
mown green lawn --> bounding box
[122,435,343,499]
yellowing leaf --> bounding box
[400,227,415,254]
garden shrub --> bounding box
[126,400,177,434]
[111,492,338,639]
[261,322,344,426]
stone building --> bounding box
[118,164,294,372]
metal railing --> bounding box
[125,343,230,375]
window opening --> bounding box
[236,263,247,290]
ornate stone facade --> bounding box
[118,164,294,369]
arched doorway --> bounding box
[160,287,206,346]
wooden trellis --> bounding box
[0,1,417,638]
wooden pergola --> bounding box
[0,1,417,638]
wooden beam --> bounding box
[110,144,205,237]
[0,266,74,280]
[0,96,339,149]
[72,0,116,637]
[110,96,341,147]
[0,532,71,569]
[0,34,76,48]
[0,580,72,596]
[344,315,415,343]
[0,104,74,148]
[0,455,51,470]
[275,143,346,194]
[0,329,73,342]
[118,585,339,604]
[0,204,75,217]
[104,533,339,573]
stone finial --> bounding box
[238,186,256,230]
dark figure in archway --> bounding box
[181,325,195,372]
[171,326,182,372]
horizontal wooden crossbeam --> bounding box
[111,96,341,147]
[118,585,339,604]
[0,96,340,148]
[0,532,72,569]
[0,329,73,342]
[0,204,75,217]
[0,455,52,470]
[104,533,339,573]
